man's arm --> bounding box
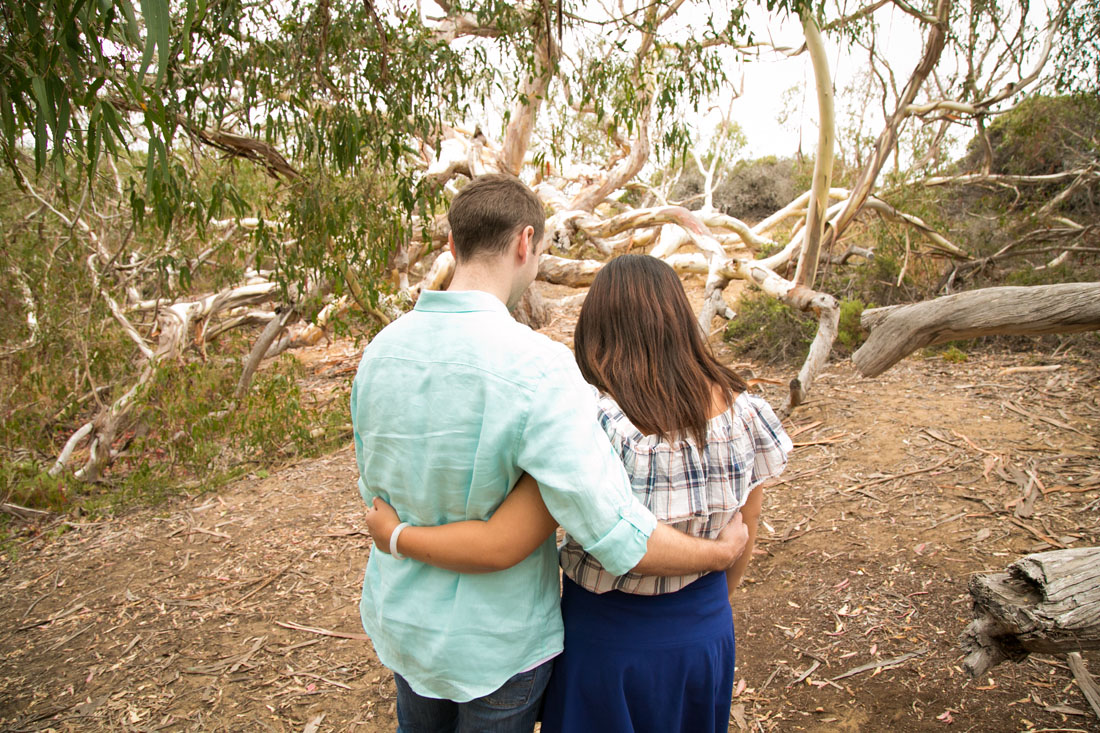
[516,349,752,577]
[632,513,748,575]
[364,474,747,576]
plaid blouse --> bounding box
[559,388,793,595]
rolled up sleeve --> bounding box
[517,349,656,576]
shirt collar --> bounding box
[414,289,509,315]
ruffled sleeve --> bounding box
[736,393,794,489]
[590,385,627,454]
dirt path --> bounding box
[2,282,1099,732]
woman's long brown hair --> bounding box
[574,254,749,446]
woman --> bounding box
[365,254,791,732]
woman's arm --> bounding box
[365,473,558,573]
[725,483,764,601]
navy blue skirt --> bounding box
[541,571,736,733]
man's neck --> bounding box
[447,260,512,306]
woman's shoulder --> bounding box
[719,391,778,425]
[724,391,794,452]
[592,390,650,443]
[595,388,790,451]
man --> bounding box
[351,173,747,731]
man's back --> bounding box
[353,290,575,701]
[355,291,556,525]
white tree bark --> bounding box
[852,283,1100,377]
[794,11,835,289]
[53,278,284,478]
[499,34,559,175]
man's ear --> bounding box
[448,232,457,259]
[515,225,535,265]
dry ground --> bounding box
[1,278,1099,732]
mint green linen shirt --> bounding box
[351,289,657,702]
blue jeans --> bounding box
[394,659,553,733]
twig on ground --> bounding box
[1003,400,1090,437]
[287,669,353,690]
[44,622,96,652]
[1067,652,1100,720]
[761,665,783,691]
[275,621,370,641]
[831,648,928,681]
[841,457,952,493]
[1007,516,1067,549]
[788,660,820,687]
[925,511,967,531]
[234,557,299,606]
[786,420,824,439]
[765,466,828,487]
[793,432,849,448]
[998,365,1061,376]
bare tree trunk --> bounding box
[698,272,734,331]
[513,286,551,329]
[75,363,157,482]
[538,254,602,287]
[565,5,659,214]
[499,33,559,175]
[566,97,653,213]
[852,283,1100,377]
[794,10,835,289]
[420,250,456,292]
[783,288,840,415]
[235,306,298,399]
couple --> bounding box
[351,174,792,732]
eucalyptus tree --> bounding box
[3,0,493,480]
[2,0,1095,486]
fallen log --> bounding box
[961,547,1100,678]
[852,282,1100,377]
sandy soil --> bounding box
[1,279,1098,732]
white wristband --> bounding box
[389,522,410,560]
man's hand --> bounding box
[714,512,749,570]
[364,496,402,554]
[631,511,750,576]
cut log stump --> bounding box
[961,547,1100,678]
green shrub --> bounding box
[958,94,1100,216]
[2,353,349,515]
[936,345,969,364]
[0,156,355,517]
[724,289,817,365]
[713,157,799,222]
[962,94,1100,177]
[836,298,871,352]
[1,462,72,512]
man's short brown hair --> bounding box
[448,174,545,262]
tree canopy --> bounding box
[1,0,1096,494]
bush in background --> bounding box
[669,156,814,223]
[723,289,817,365]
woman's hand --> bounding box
[365,496,402,554]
